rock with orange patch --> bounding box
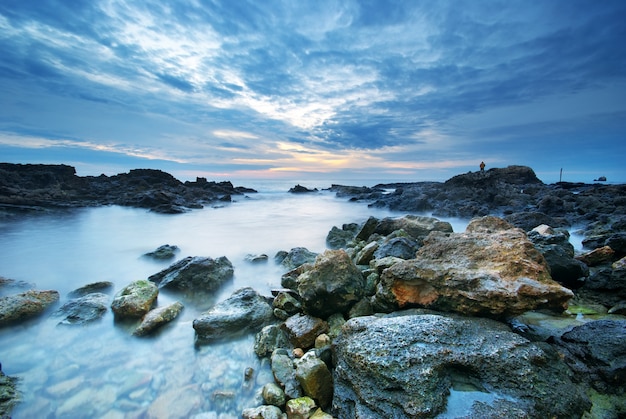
[373,216,574,317]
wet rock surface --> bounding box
[332,309,591,418]
[54,293,109,325]
[0,163,256,214]
[0,289,60,326]
[133,301,184,336]
[110,280,158,318]
[148,256,234,292]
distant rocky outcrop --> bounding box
[0,163,257,214]
[288,184,318,193]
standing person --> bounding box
[480,161,485,172]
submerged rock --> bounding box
[374,216,574,318]
[55,293,109,325]
[67,281,114,298]
[143,244,179,260]
[193,287,274,343]
[0,289,60,326]
[133,301,184,336]
[110,280,158,318]
[0,368,19,418]
[332,309,591,418]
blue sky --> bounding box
[1,0,625,184]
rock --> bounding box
[0,369,19,418]
[372,236,420,260]
[193,287,274,343]
[148,256,234,292]
[254,324,293,357]
[281,314,329,350]
[554,320,626,393]
[332,309,591,418]
[576,245,616,266]
[310,408,334,419]
[0,289,60,326]
[273,291,302,316]
[583,232,626,258]
[143,244,179,260]
[67,281,114,298]
[279,248,319,270]
[374,216,574,318]
[527,225,589,287]
[55,293,109,325]
[289,184,318,193]
[579,266,626,306]
[295,351,334,409]
[262,382,286,407]
[133,301,184,336]
[286,396,317,419]
[326,223,359,249]
[271,349,303,399]
[242,405,286,419]
[373,215,453,242]
[505,211,567,231]
[110,280,158,318]
[245,253,269,263]
[296,249,365,318]
[354,241,378,265]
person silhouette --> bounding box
[480,161,485,172]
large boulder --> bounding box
[110,280,158,318]
[295,351,334,409]
[332,310,591,418]
[0,289,59,326]
[54,293,109,325]
[192,287,274,343]
[278,247,319,270]
[148,256,233,291]
[372,215,453,242]
[374,216,574,318]
[296,249,365,318]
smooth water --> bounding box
[1,188,410,418]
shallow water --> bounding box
[0,188,407,418]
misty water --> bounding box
[0,183,578,417]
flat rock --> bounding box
[55,293,109,325]
[148,256,233,291]
[0,289,60,326]
[133,301,184,336]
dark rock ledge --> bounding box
[0,163,257,214]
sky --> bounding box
[1,0,625,185]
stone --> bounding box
[282,314,329,350]
[576,246,616,266]
[148,256,234,291]
[354,241,378,265]
[286,396,317,419]
[279,247,319,270]
[0,289,60,326]
[295,351,334,409]
[143,244,179,260]
[374,216,574,318]
[254,324,293,357]
[310,408,334,419]
[373,215,453,241]
[332,309,591,418]
[193,287,274,343]
[314,334,331,349]
[262,382,286,407]
[0,369,19,418]
[245,253,269,263]
[67,281,114,298]
[296,249,364,318]
[289,184,318,193]
[372,236,419,260]
[271,349,302,399]
[242,405,286,419]
[110,280,158,318]
[133,301,184,336]
[554,319,626,393]
[273,291,302,316]
[326,223,359,249]
[55,293,109,325]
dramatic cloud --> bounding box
[1,0,625,183]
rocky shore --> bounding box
[0,163,257,214]
[1,164,625,417]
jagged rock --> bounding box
[332,309,591,418]
[372,236,420,260]
[373,215,453,242]
[271,348,303,399]
[282,313,329,350]
[279,247,319,270]
[143,244,179,260]
[326,223,359,249]
[554,320,626,393]
[576,245,616,266]
[55,293,109,325]
[295,351,333,409]
[273,291,302,316]
[505,211,567,231]
[245,253,269,263]
[374,216,574,317]
[254,324,293,357]
[193,287,274,343]
[0,289,59,326]
[289,184,318,193]
[296,249,364,318]
[148,256,233,291]
[354,241,378,265]
[67,281,114,298]
[110,280,158,318]
[133,301,184,336]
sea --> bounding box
[0,179,580,418]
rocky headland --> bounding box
[1,163,626,417]
[0,163,257,214]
